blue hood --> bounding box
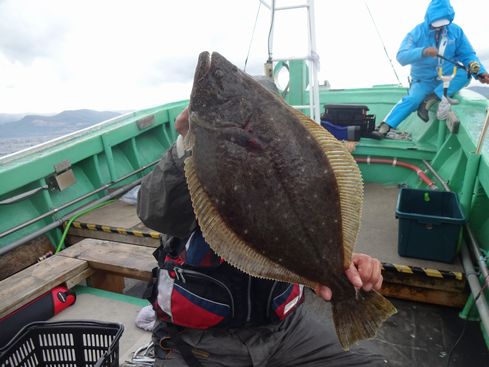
[424,0,455,27]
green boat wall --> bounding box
[0,101,187,248]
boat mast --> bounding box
[261,0,321,123]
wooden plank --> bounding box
[58,238,156,281]
[0,255,88,318]
[64,267,94,289]
[381,282,468,308]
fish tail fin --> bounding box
[331,290,397,350]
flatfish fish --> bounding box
[184,51,396,349]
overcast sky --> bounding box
[0,0,488,114]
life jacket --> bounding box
[146,228,304,329]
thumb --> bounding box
[345,263,363,288]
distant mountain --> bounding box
[467,86,489,99]
[1,109,122,138]
[0,113,29,125]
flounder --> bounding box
[184,51,396,349]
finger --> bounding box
[345,262,363,288]
[374,274,383,291]
[365,259,381,291]
[318,286,332,301]
[314,284,332,301]
[356,255,374,286]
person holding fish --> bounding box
[374,0,489,139]
[138,92,390,366]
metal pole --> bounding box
[423,160,449,191]
[423,159,489,331]
[306,0,321,123]
[476,108,489,155]
[0,159,158,239]
[461,244,489,332]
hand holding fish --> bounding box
[175,107,190,137]
[478,72,489,84]
[314,253,383,301]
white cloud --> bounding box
[0,0,487,113]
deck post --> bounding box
[436,118,447,149]
[459,152,480,218]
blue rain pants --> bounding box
[384,68,471,129]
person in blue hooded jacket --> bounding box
[374,0,489,138]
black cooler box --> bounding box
[321,104,376,137]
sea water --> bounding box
[0,136,57,157]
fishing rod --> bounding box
[436,53,468,72]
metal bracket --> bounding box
[48,160,76,191]
[136,115,155,130]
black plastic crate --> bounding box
[0,320,124,367]
[396,188,466,263]
[321,104,376,136]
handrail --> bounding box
[0,186,48,205]
[0,178,143,256]
[476,108,489,155]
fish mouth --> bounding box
[193,51,212,85]
[189,51,212,121]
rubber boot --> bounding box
[447,96,459,105]
[417,93,440,122]
[370,122,391,139]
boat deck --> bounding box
[71,183,467,307]
[74,184,464,271]
[49,183,489,365]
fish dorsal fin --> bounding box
[291,109,364,269]
[184,156,315,287]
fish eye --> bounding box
[214,69,224,79]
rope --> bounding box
[244,1,263,72]
[363,0,403,86]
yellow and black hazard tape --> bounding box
[67,221,161,239]
[64,220,464,280]
[382,262,464,281]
